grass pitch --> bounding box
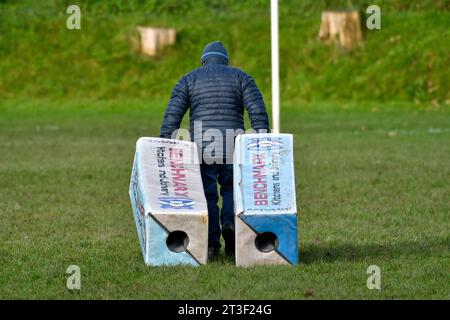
[0,100,448,299]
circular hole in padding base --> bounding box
[255,232,279,252]
[166,230,189,253]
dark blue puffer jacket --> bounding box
[160,42,269,159]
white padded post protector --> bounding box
[129,137,208,266]
[234,133,298,267]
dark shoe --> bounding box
[208,247,220,261]
[222,223,235,257]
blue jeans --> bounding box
[200,163,234,249]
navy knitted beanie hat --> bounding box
[201,41,229,65]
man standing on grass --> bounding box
[160,41,269,260]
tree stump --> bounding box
[318,10,363,49]
[166,28,177,45]
[136,27,177,56]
